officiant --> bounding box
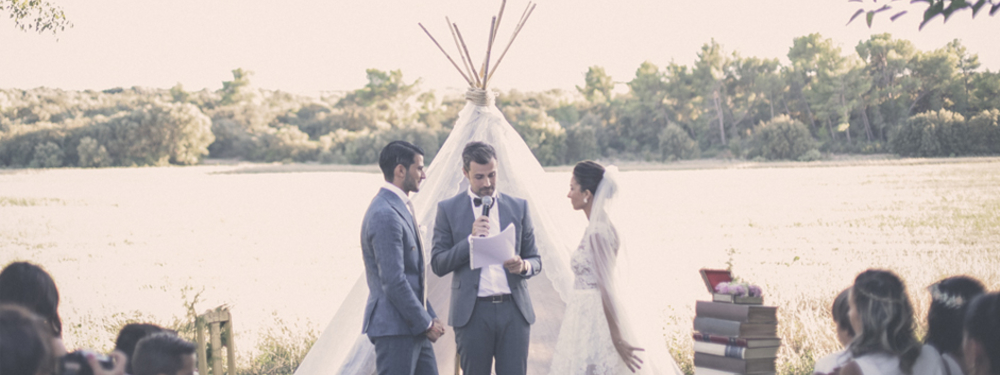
[430,141,542,375]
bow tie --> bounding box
[473,197,494,208]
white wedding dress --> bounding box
[548,167,683,375]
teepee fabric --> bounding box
[293,89,576,374]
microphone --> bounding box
[481,196,492,218]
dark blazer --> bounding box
[361,188,436,338]
[430,191,542,328]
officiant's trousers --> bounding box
[454,297,530,375]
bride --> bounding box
[549,161,682,375]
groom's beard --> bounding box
[403,175,421,193]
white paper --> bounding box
[469,223,516,269]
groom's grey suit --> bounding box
[431,191,541,375]
[361,187,437,375]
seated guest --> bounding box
[115,323,169,375]
[839,269,945,375]
[814,288,855,374]
[0,261,66,356]
[926,276,986,375]
[132,333,197,375]
[0,304,55,375]
[963,293,1000,375]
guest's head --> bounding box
[115,324,168,374]
[568,161,604,211]
[0,262,62,337]
[462,142,497,197]
[926,276,986,356]
[0,304,55,375]
[963,293,1000,375]
[132,333,197,375]
[832,287,855,348]
[378,141,425,194]
[848,269,921,373]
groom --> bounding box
[361,140,445,375]
[431,141,542,375]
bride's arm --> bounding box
[588,232,644,372]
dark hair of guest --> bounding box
[964,293,1000,375]
[0,262,62,337]
[378,141,424,182]
[0,304,55,375]
[573,161,605,196]
[115,323,168,374]
[925,276,985,355]
[132,333,197,375]
[832,287,855,338]
[461,142,497,171]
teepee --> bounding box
[293,2,578,373]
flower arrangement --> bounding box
[715,281,763,297]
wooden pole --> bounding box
[482,17,496,89]
[446,17,474,85]
[486,2,536,85]
[419,23,473,86]
[492,0,507,46]
[452,23,481,88]
[210,322,223,375]
[196,317,207,375]
[224,315,236,375]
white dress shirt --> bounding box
[466,189,534,297]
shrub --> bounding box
[747,115,816,160]
[29,141,64,168]
[658,122,700,161]
[77,137,111,168]
[564,123,600,164]
[890,110,966,157]
[966,109,1000,155]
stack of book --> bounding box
[693,270,781,375]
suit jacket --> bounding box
[361,188,436,338]
[430,191,542,328]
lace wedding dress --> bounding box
[548,167,683,375]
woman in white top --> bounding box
[839,269,944,375]
[962,293,1000,375]
[925,276,986,375]
[813,288,855,374]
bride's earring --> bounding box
[583,197,588,204]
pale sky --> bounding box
[2,0,997,97]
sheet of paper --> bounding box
[469,223,516,269]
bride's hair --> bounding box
[573,161,604,196]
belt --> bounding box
[476,294,512,303]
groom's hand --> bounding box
[504,256,527,274]
[425,318,445,343]
[472,216,491,237]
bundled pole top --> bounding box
[419,0,537,91]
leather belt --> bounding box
[476,294,512,303]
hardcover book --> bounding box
[694,352,776,373]
[696,301,777,323]
[693,317,778,338]
[693,341,780,360]
[692,333,781,348]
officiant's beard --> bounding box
[474,186,494,197]
[403,174,421,193]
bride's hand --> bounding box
[614,339,645,373]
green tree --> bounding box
[28,141,63,168]
[1,0,70,34]
[748,115,817,160]
[577,66,615,104]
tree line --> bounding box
[1,33,999,168]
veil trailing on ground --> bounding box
[586,167,683,375]
[293,89,576,374]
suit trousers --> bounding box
[454,298,530,375]
[371,334,437,375]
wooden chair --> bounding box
[195,307,236,375]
